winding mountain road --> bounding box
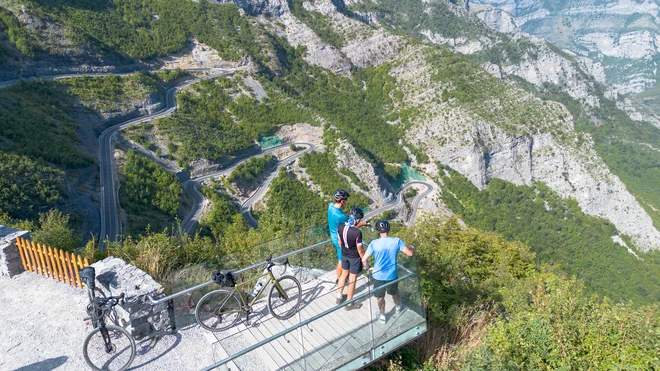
[365,181,434,223]
[99,70,232,248]
[180,142,315,232]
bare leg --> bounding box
[336,261,342,282]
[392,293,400,307]
[347,273,359,300]
[337,269,349,295]
[377,297,386,315]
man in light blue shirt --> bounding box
[362,219,415,323]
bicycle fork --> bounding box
[99,325,115,354]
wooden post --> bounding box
[53,247,64,283]
[60,249,70,286]
[73,254,82,288]
[47,246,60,282]
[65,252,75,287]
[26,240,38,274]
[41,243,54,279]
[16,238,29,272]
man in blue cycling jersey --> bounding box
[362,219,415,323]
[328,189,366,284]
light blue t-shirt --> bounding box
[328,203,348,248]
[366,237,406,281]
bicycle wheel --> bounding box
[195,289,242,332]
[268,275,302,320]
[83,325,136,371]
[94,288,120,326]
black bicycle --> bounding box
[195,257,302,332]
[80,267,136,371]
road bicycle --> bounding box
[195,256,302,332]
[80,267,136,371]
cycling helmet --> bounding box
[334,189,350,202]
[349,207,364,220]
[375,219,390,233]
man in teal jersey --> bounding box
[362,219,415,323]
[328,189,366,284]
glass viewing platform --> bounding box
[158,226,427,371]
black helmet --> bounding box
[349,207,364,220]
[375,219,390,233]
[334,189,350,202]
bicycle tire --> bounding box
[267,275,302,320]
[94,288,120,327]
[195,289,242,332]
[83,325,136,371]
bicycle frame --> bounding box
[235,269,289,310]
[85,286,115,353]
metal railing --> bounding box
[156,225,427,371]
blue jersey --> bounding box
[328,203,348,248]
[366,237,407,281]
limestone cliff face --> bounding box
[393,46,660,251]
[213,0,290,16]
[470,0,660,94]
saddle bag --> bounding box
[211,270,236,287]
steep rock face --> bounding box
[470,0,660,94]
[333,140,384,204]
[392,46,660,251]
[214,0,290,16]
[474,7,520,34]
[270,13,351,73]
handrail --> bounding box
[199,269,416,371]
[147,239,333,304]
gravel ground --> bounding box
[0,272,226,371]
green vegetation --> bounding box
[258,169,326,236]
[153,68,189,83]
[227,155,275,184]
[384,164,401,182]
[268,57,408,163]
[439,167,660,304]
[0,7,35,57]
[26,0,262,61]
[537,82,660,228]
[289,0,345,49]
[60,73,162,112]
[0,81,92,167]
[339,168,367,191]
[469,35,538,66]
[347,0,481,40]
[428,47,565,137]
[156,77,311,163]
[31,210,82,251]
[120,151,182,235]
[0,153,64,220]
[298,152,370,208]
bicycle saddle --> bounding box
[80,266,96,290]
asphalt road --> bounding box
[98,70,232,249]
[180,142,316,232]
[364,180,434,223]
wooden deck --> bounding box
[203,270,426,371]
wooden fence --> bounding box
[15,237,90,288]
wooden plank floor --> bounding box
[207,270,426,370]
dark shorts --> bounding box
[341,257,363,275]
[373,278,398,298]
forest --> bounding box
[298,151,371,208]
[439,166,660,305]
[24,0,262,61]
[227,155,275,184]
[288,0,344,49]
[0,81,92,168]
[120,151,183,236]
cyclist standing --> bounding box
[328,189,365,285]
[362,220,415,323]
[337,207,366,310]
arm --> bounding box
[362,243,373,268]
[402,245,415,257]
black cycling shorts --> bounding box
[373,278,398,298]
[341,256,363,275]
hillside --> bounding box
[1,0,660,368]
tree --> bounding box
[32,210,82,252]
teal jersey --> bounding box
[328,203,348,246]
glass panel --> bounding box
[166,224,426,371]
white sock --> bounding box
[338,293,344,299]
